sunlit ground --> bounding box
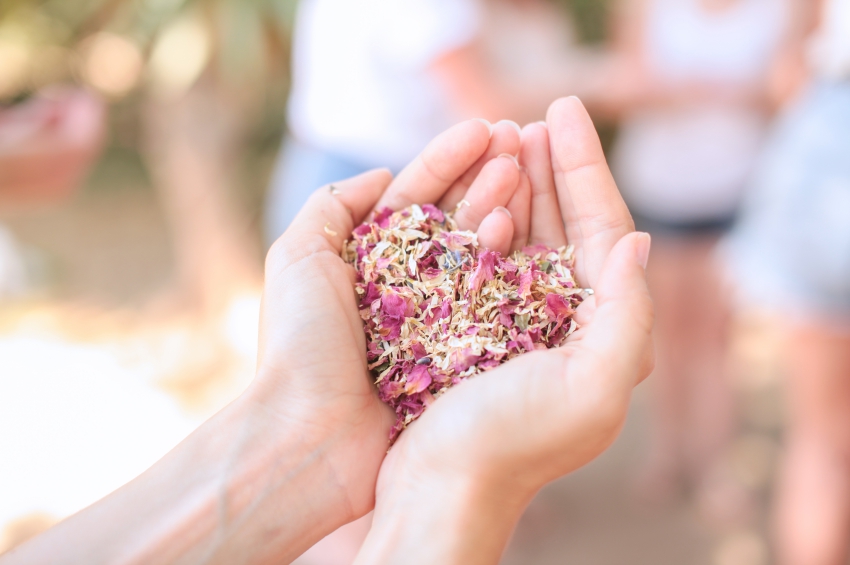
[0,187,262,552]
[0,291,260,552]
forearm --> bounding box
[354,470,534,565]
[1,390,355,565]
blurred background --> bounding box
[1,0,848,564]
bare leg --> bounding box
[682,240,736,477]
[639,237,738,509]
[681,242,748,526]
[637,239,692,500]
[776,324,850,565]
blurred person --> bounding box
[266,0,609,241]
[0,87,105,296]
[1,98,655,565]
[723,0,850,562]
[608,0,792,522]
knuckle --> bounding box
[420,152,454,185]
[265,233,327,279]
[585,208,635,240]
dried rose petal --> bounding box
[342,204,587,442]
[468,249,497,292]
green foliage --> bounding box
[1,0,299,76]
[553,0,613,44]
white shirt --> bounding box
[612,0,789,223]
[287,0,482,171]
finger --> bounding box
[376,119,492,211]
[272,169,393,268]
[477,207,515,256]
[547,97,634,288]
[572,294,595,327]
[506,170,531,252]
[438,120,522,211]
[519,122,567,248]
[569,232,654,390]
[452,154,521,232]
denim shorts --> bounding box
[632,211,737,240]
[264,136,374,245]
[723,81,850,321]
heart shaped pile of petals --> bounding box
[342,204,587,442]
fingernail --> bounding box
[568,95,581,102]
[635,232,651,269]
[497,153,520,169]
[536,120,548,129]
[494,206,512,219]
[497,119,522,136]
[473,118,493,137]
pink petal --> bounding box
[410,341,427,360]
[353,223,372,236]
[360,282,381,308]
[373,207,394,228]
[451,348,481,373]
[405,365,433,394]
[469,250,497,292]
[522,244,554,257]
[421,204,445,222]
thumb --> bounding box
[267,168,393,276]
[575,232,655,388]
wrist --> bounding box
[211,389,366,554]
[8,390,356,565]
[132,390,362,564]
[354,450,537,565]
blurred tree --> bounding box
[555,0,613,44]
[0,0,299,316]
[0,0,298,107]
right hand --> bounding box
[356,97,655,565]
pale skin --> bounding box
[0,97,653,565]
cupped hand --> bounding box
[248,119,527,529]
[371,97,655,523]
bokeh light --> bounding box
[79,32,143,98]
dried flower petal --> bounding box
[342,204,587,443]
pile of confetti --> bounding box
[343,204,586,441]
